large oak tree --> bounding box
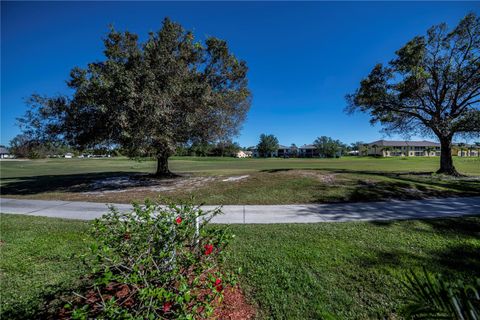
[19,18,251,176]
[347,13,480,175]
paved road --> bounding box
[1,197,479,223]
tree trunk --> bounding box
[436,136,459,176]
[155,153,172,177]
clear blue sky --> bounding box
[1,1,478,147]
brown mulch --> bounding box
[57,282,136,319]
[213,285,256,320]
[57,282,255,320]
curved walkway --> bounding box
[1,197,479,223]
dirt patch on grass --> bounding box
[282,170,337,184]
[82,174,252,198]
[85,175,217,194]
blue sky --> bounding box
[1,1,478,147]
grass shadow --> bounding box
[261,167,480,202]
[0,171,183,196]
[1,279,90,320]
[360,217,480,277]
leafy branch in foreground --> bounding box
[401,268,480,319]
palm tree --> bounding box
[383,146,392,157]
[371,144,379,156]
[468,144,475,157]
[425,146,434,157]
[362,143,369,156]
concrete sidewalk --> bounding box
[1,197,479,223]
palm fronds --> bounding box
[401,268,480,320]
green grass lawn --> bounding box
[0,214,91,319]
[1,214,479,319]
[1,156,479,204]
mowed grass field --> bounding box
[1,214,479,319]
[1,156,479,204]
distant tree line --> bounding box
[175,140,241,157]
[8,133,120,158]
[9,133,72,158]
[255,133,358,158]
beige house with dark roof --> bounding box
[366,140,441,157]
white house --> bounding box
[366,140,441,157]
[0,147,12,159]
[235,150,253,158]
[455,144,479,157]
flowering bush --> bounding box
[67,200,235,319]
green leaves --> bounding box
[401,268,480,319]
[347,13,480,175]
[257,133,279,157]
[313,136,345,158]
[20,17,251,175]
[70,199,235,318]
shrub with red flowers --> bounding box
[67,199,235,319]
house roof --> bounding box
[299,144,316,149]
[367,140,440,147]
[248,144,295,151]
[0,147,9,154]
[452,143,478,147]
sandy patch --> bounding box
[222,175,249,182]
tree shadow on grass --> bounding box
[357,242,480,278]
[361,217,480,276]
[367,215,480,232]
[421,216,480,238]
[260,167,480,202]
[0,171,182,196]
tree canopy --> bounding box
[314,136,344,158]
[19,18,251,175]
[346,13,480,175]
[256,134,279,157]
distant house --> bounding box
[298,144,319,158]
[366,140,441,157]
[249,144,320,158]
[0,146,11,159]
[454,144,479,157]
[64,153,74,158]
[235,150,253,158]
[277,145,291,158]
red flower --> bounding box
[123,233,131,240]
[204,244,214,255]
[175,216,182,224]
[163,301,172,313]
[214,278,223,292]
